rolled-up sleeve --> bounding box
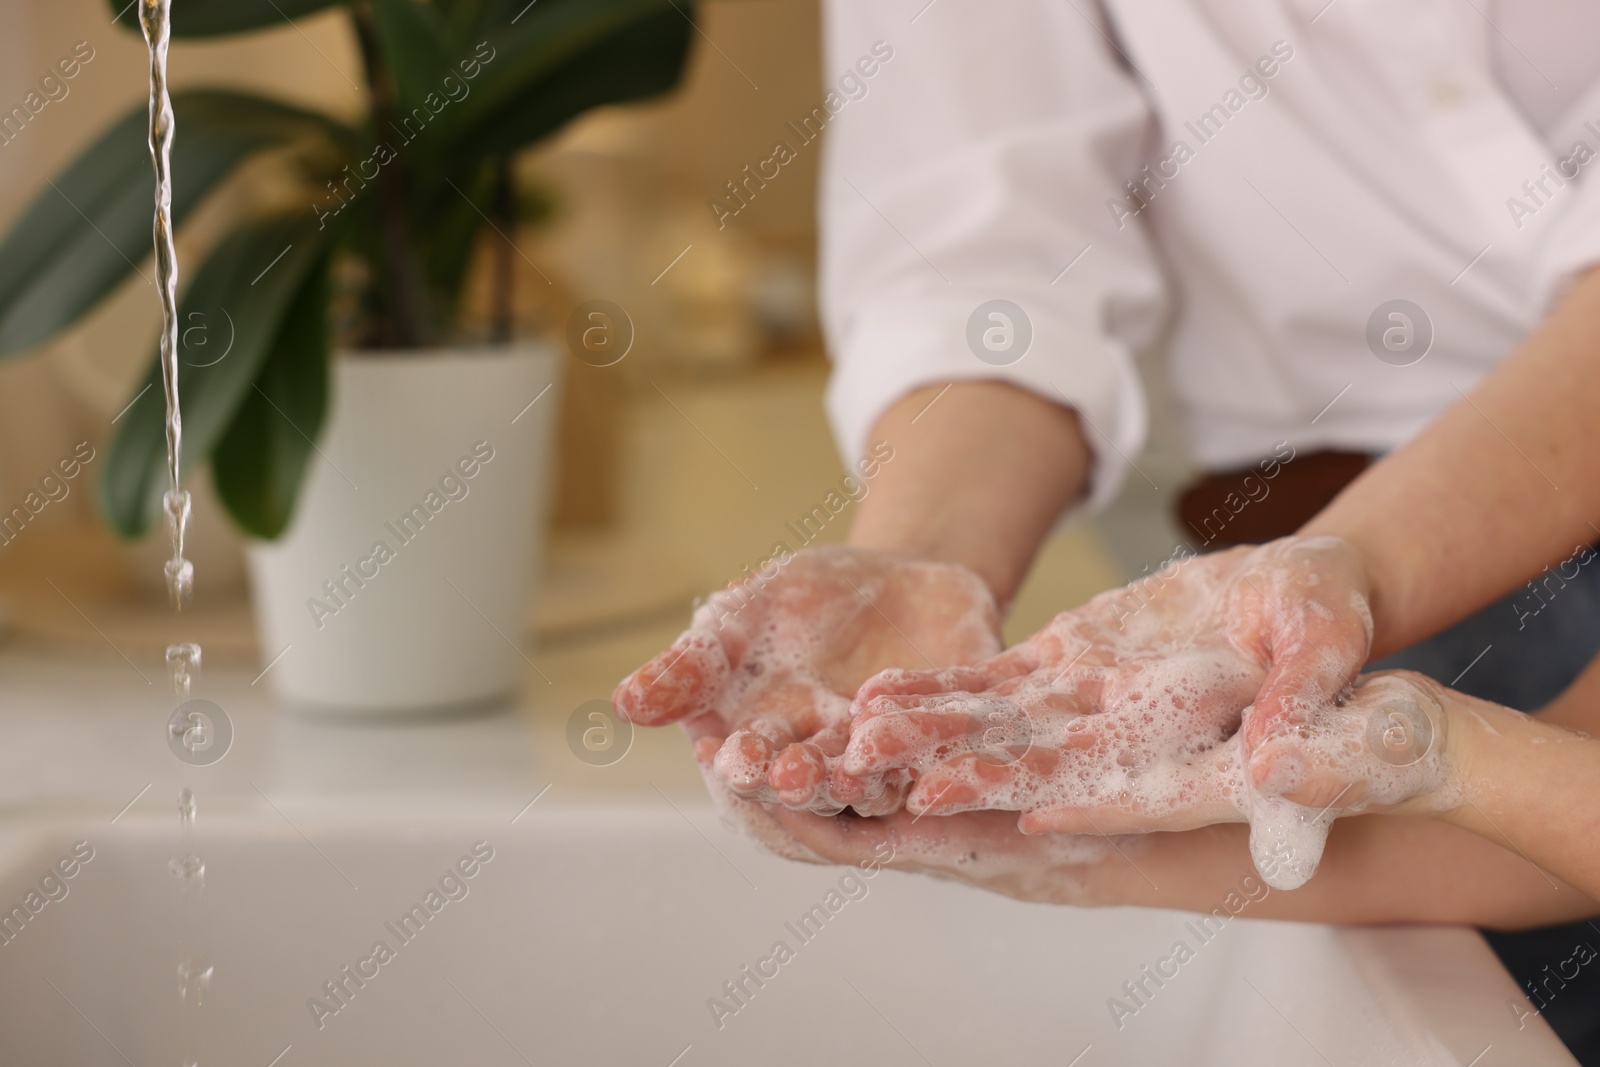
[1536,176,1600,310]
[818,0,1170,517]
[1529,81,1600,307]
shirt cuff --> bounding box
[1537,181,1600,309]
[824,291,1148,526]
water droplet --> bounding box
[168,853,205,884]
[163,490,194,606]
[177,956,213,1007]
[167,643,201,671]
[165,556,194,607]
[178,787,197,824]
[163,488,191,545]
[167,642,201,702]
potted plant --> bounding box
[0,0,695,710]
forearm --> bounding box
[1098,817,1595,928]
[1436,688,1600,906]
[1303,266,1600,657]
[848,381,1091,608]
[1534,641,1600,732]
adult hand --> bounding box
[835,536,1450,888]
[844,643,1262,833]
[841,536,1377,823]
[666,722,1128,887]
[612,545,1002,814]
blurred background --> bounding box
[0,0,1187,794]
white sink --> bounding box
[0,805,1574,1066]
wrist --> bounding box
[846,381,1092,608]
[847,516,1018,606]
[1429,689,1542,832]
[1293,524,1399,657]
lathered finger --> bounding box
[614,629,731,726]
[850,650,1038,718]
[715,729,782,798]
[842,693,1039,776]
[1018,751,1244,835]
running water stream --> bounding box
[139,1,210,1062]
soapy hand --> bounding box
[762,670,1456,899]
[1246,669,1456,814]
[845,663,1453,828]
[828,537,1463,889]
[840,536,1377,829]
[844,643,1264,833]
[612,545,1002,815]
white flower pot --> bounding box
[247,343,561,712]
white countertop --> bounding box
[0,624,708,825]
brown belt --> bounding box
[1176,449,1371,550]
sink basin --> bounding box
[0,805,1574,1066]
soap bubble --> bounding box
[971,699,1035,767]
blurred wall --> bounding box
[595,0,822,244]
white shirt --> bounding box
[818,0,1600,512]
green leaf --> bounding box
[444,0,693,149]
[453,6,691,157]
[211,253,332,538]
[414,163,497,309]
[105,0,346,38]
[99,214,330,538]
[370,0,450,115]
[0,90,353,357]
[441,0,493,48]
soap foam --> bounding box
[842,545,1447,891]
[1244,791,1333,891]
[683,546,1000,810]
[854,646,1260,824]
[878,821,1123,905]
[881,670,1450,891]
[656,539,1447,892]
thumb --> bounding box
[1242,591,1370,789]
